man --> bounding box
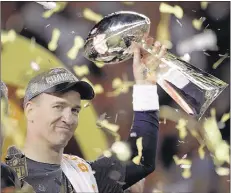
[8,39,166,193]
[1,81,35,193]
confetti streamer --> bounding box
[48,28,61,51]
[200,2,209,10]
[215,167,230,176]
[73,65,89,77]
[67,36,84,60]
[159,3,184,19]
[83,8,103,23]
[1,30,16,44]
[176,118,188,140]
[132,137,143,165]
[212,53,229,69]
[192,17,206,30]
[42,2,67,18]
[198,144,205,159]
[220,112,230,123]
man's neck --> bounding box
[23,137,64,165]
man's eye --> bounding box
[53,105,63,110]
[72,108,80,115]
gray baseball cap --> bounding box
[23,67,95,107]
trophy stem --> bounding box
[141,42,228,120]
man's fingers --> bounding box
[132,42,141,67]
[158,45,167,58]
[152,41,161,54]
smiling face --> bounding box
[25,90,81,149]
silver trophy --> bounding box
[83,11,228,120]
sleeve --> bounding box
[90,85,159,192]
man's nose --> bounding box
[61,108,74,125]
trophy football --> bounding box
[83,11,228,120]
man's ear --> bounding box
[24,101,35,122]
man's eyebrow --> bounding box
[52,101,81,109]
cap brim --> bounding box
[45,81,95,100]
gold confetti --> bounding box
[182,168,191,179]
[15,88,26,98]
[159,3,184,19]
[73,65,89,77]
[1,30,16,44]
[173,155,192,166]
[107,78,134,97]
[42,2,67,18]
[83,8,103,23]
[132,137,143,165]
[122,2,134,5]
[94,84,104,94]
[94,61,105,68]
[203,115,230,165]
[192,17,206,30]
[48,28,61,51]
[176,118,188,140]
[220,112,230,123]
[198,144,205,159]
[67,36,84,60]
[215,167,230,176]
[200,2,209,10]
[103,150,112,158]
[212,53,229,69]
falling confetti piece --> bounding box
[73,65,89,77]
[176,118,188,140]
[192,17,206,30]
[83,102,90,108]
[42,2,67,18]
[48,28,60,51]
[180,53,191,62]
[15,88,26,98]
[200,2,209,10]
[220,112,230,122]
[107,78,134,97]
[198,144,205,159]
[36,2,57,9]
[215,167,230,176]
[182,154,187,159]
[212,53,229,69]
[182,168,191,178]
[94,84,104,94]
[1,30,16,44]
[122,2,134,5]
[111,141,131,161]
[159,3,184,19]
[83,8,103,23]
[103,150,112,158]
[30,61,40,71]
[176,19,182,27]
[94,61,105,68]
[67,36,84,60]
[132,137,143,165]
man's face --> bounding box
[26,90,81,148]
